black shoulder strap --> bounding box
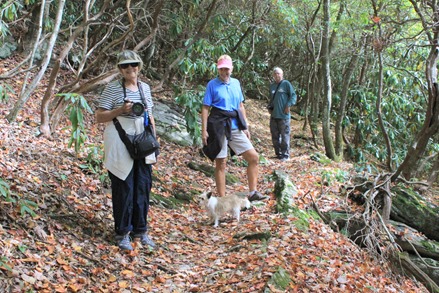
[273,80,284,98]
[114,80,151,141]
[121,78,146,107]
[116,79,128,138]
[269,80,284,105]
[121,78,127,101]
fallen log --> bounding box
[187,161,240,185]
[325,211,439,291]
[391,252,439,293]
[391,185,439,242]
[391,221,439,261]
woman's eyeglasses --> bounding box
[119,63,139,69]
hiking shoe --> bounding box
[116,233,133,251]
[280,156,289,162]
[136,233,155,248]
[248,191,269,202]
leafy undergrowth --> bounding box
[0,63,428,292]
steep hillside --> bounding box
[0,58,428,292]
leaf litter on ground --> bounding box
[0,61,429,292]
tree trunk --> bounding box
[376,49,393,171]
[371,0,394,171]
[392,1,439,181]
[303,2,322,148]
[321,0,337,160]
[334,40,361,156]
[49,0,132,133]
[134,0,164,50]
[40,28,83,137]
[427,153,439,187]
[308,66,320,149]
[39,0,120,136]
[20,2,42,54]
[49,69,119,132]
[328,2,347,158]
[6,0,47,122]
[6,0,66,123]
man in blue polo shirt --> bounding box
[201,54,268,202]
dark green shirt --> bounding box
[269,80,296,119]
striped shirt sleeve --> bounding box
[140,81,154,114]
[99,80,124,110]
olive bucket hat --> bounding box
[117,50,144,68]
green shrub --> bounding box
[58,93,93,154]
[0,177,37,217]
[0,82,14,102]
[175,86,205,145]
[79,144,109,185]
[0,177,11,201]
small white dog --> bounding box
[200,191,251,227]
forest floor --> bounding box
[0,57,431,292]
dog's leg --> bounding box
[208,213,215,225]
[234,207,240,223]
[213,215,219,227]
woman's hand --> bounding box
[122,100,133,114]
[202,129,209,146]
[243,129,251,139]
[95,101,134,123]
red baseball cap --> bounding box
[217,58,233,69]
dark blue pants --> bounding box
[270,117,291,158]
[109,160,152,236]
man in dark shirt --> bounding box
[268,67,296,161]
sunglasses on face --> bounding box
[119,63,139,69]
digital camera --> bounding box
[125,99,145,116]
[131,102,145,116]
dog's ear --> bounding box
[206,191,212,199]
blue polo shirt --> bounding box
[203,77,244,129]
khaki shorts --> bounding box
[216,129,254,159]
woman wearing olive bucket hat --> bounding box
[95,50,157,251]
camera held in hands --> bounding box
[124,99,145,116]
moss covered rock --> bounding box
[391,185,439,242]
[273,170,298,214]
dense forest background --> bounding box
[0,0,438,292]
